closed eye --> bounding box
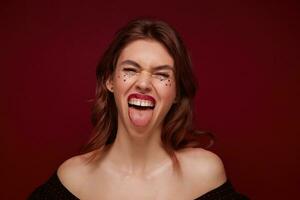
[123,67,138,75]
[154,73,170,80]
[157,73,169,78]
[123,67,137,72]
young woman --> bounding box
[29,19,248,200]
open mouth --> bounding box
[128,98,155,110]
[127,93,156,127]
[127,93,156,110]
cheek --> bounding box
[116,72,134,85]
[165,79,173,87]
[117,71,136,83]
[154,79,176,99]
[114,73,135,98]
[155,78,174,89]
[118,74,128,83]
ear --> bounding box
[106,77,114,93]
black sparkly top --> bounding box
[28,173,249,200]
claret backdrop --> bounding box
[1,0,299,199]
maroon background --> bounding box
[1,0,299,199]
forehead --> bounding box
[117,39,174,69]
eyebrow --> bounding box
[120,60,174,72]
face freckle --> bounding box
[159,77,173,87]
[121,73,132,81]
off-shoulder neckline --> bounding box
[54,172,231,200]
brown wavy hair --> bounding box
[81,18,211,170]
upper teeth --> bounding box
[128,98,154,107]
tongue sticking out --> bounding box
[128,107,153,127]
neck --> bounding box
[106,125,170,176]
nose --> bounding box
[135,71,152,93]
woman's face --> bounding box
[107,39,176,134]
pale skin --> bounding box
[58,40,226,200]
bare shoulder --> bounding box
[178,148,226,177]
[57,150,98,192]
[176,148,227,195]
